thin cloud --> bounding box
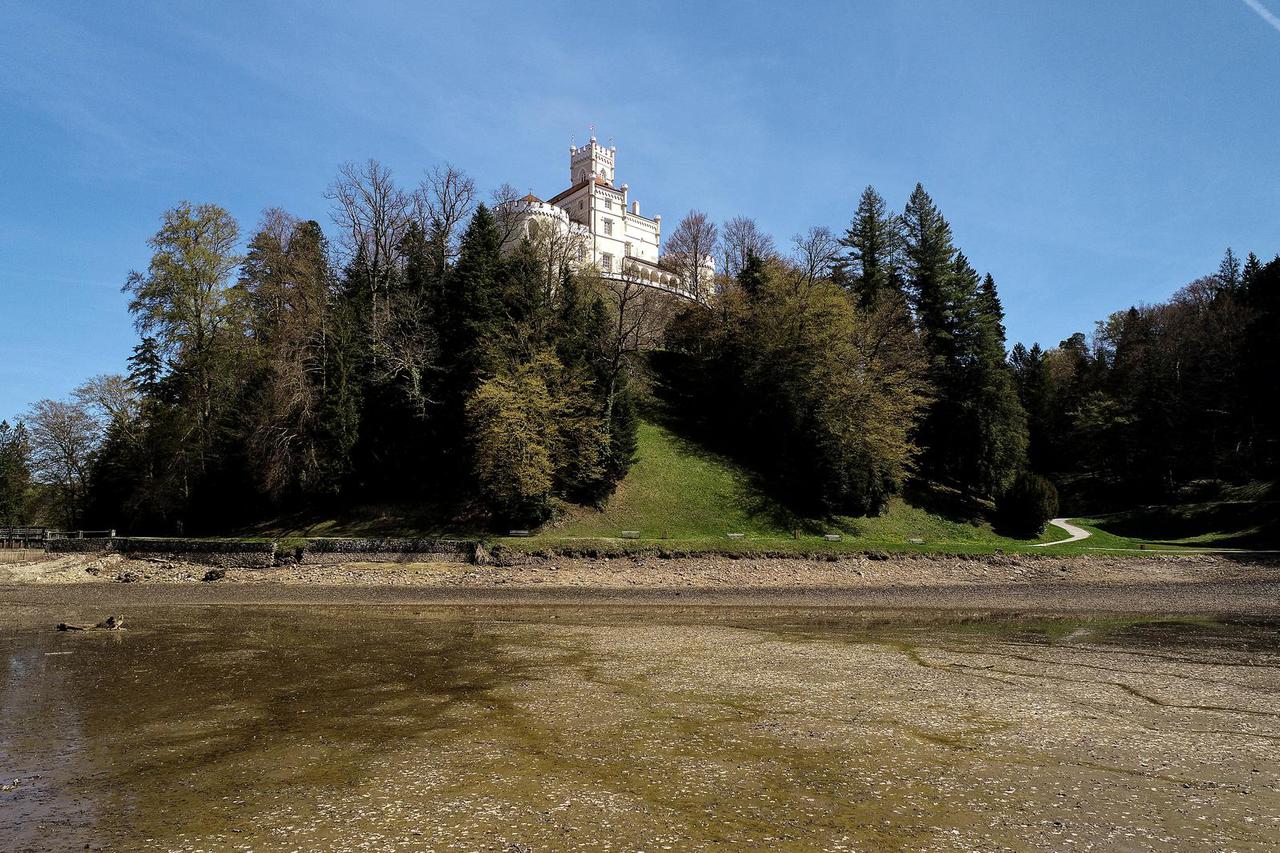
[1243,0,1280,33]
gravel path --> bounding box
[1033,517,1093,546]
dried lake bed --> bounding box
[2,604,1278,851]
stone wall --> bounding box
[45,536,479,568]
[296,538,471,566]
[46,537,277,568]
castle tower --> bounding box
[569,136,615,185]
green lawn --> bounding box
[523,420,1117,555]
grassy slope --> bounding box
[1081,481,1278,550]
[248,419,1272,555]
[527,421,1113,555]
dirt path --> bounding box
[1033,517,1093,546]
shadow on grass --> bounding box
[1092,500,1280,550]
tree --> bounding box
[1242,252,1263,291]
[1243,256,1280,472]
[663,210,719,302]
[412,163,477,274]
[444,205,506,387]
[1216,247,1242,294]
[466,352,608,523]
[902,185,1026,498]
[326,159,411,321]
[74,374,141,439]
[901,183,958,351]
[842,186,904,307]
[997,472,1059,536]
[0,421,33,526]
[721,215,776,280]
[24,398,101,528]
[467,358,558,524]
[238,212,337,498]
[593,263,667,481]
[122,201,245,472]
[791,226,841,286]
[662,260,930,515]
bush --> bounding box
[997,472,1059,537]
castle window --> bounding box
[625,242,632,256]
[602,253,613,272]
[603,218,613,236]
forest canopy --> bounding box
[2,164,1276,535]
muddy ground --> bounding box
[1,551,1277,615]
[3,605,1279,851]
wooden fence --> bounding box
[0,529,115,549]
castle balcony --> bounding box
[609,256,695,300]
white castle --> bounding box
[500,135,711,298]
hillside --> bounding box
[536,421,1069,554]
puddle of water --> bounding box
[1,606,1278,850]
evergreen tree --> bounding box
[1243,257,1280,471]
[1242,252,1263,291]
[737,250,768,297]
[902,185,1026,498]
[0,421,33,526]
[964,273,1028,496]
[1216,247,1242,293]
[841,185,904,307]
[443,205,505,386]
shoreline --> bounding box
[1,550,1278,615]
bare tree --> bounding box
[490,182,526,246]
[325,159,411,318]
[791,226,842,286]
[74,374,141,446]
[721,216,776,280]
[595,263,675,431]
[413,164,476,266]
[528,216,588,290]
[662,210,719,303]
[24,398,101,527]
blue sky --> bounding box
[2,0,1279,420]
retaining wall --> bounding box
[45,536,479,568]
[296,538,472,565]
[46,537,277,568]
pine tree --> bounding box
[0,420,33,526]
[737,250,768,297]
[1243,257,1280,471]
[1242,251,1263,291]
[1216,247,1242,294]
[841,186,904,307]
[901,183,959,358]
[127,337,165,399]
[902,185,1026,498]
[443,205,504,385]
[965,273,1028,496]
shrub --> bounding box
[997,472,1059,537]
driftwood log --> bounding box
[57,615,125,631]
